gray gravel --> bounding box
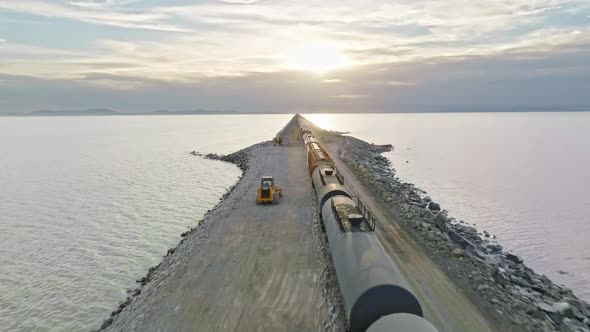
[97,114,590,332]
[96,118,347,332]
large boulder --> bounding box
[560,318,589,332]
[495,270,509,287]
[452,248,464,257]
[538,301,584,325]
[563,298,590,317]
[447,229,475,250]
[553,302,577,320]
[537,301,558,315]
[510,275,532,288]
[506,253,524,264]
[486,243,503,254]
[428,202,441,211]
[434,213,449,233]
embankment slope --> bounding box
[305,118,590,332]
[99,115,589,332]
[99,116,346,331]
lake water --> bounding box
[1,113,589,332]
[0,115,291,332]
[306,112,590,302]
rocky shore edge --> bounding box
[336,133,590,332]
[96,119,589,332]
[96,115,350,331]
[94,142,266,331]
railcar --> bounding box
[298,117,438,332]
[299,117,312,135]
[303,135,334,174]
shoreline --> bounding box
[95,118,590,332]
[96,118,348,331]
[329,131,590,331]
[95,141,261,331]
[2,107,590,117]
[94,147,250,331]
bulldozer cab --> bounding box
[257,176,282,204]
[260,176,273,199]
[261,176,274,189]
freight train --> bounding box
[299,117,438,332]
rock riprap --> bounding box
[338,134,590,332]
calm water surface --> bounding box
[306,112,590,301]
[0,115,291,332]
[1,113,589,332]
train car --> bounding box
[312,165,347,203]
[298,118,312,135]
[321,194,430,331]
[298,118,438,332]
[315,165,431,331]
[304,136,334,174]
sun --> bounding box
[284,43,351,74]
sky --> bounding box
[0,0,589,113]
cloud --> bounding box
[332,94,368,99]
[67,1,142,8]
[1,0,590,110]
[2,44,589,113]
[0,0,187,31]
[322,79,342,83]
[218,0,261,4]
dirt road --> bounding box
[315,130,498,332]
[103,128,344,331]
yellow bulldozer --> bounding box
[273,136,283,146]
[257,176,282,204]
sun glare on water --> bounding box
[284,44,351,74]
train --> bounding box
[298,117,438,332]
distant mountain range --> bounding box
[32,109,120,116]
[0,106,588,116]
[0,108,246,116]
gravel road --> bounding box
[100,115,581,332]
[100,120,346,332]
